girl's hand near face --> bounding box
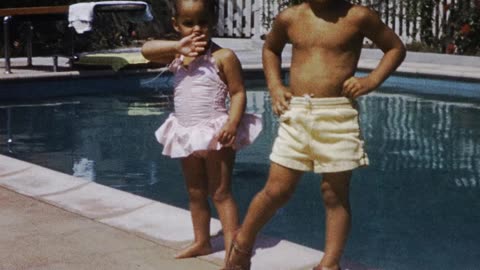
[177,33,208,57]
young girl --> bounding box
[141,0,262,262]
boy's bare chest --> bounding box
[288,18,361,50]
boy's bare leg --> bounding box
[228,162,303,267]
[176,155,213,259]
[315,170,352,270]
[205,148,239,264]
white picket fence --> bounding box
[216,0,477,43]
[216,0,261,38]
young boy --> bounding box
[224,1,406,270]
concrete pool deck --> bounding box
[0,154,333,270]
[1,38,480,82]
[1,38,479,270]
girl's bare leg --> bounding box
[315,170,352,270]
[228,162,303,267]
[205,147,238,264]
[176,155,213,259]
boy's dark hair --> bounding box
[171,0,219,25]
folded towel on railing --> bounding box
[68,1,153,34]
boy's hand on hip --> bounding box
[342,76,377,98]
[177,33,207,57]
[271,87,292,116]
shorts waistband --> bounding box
[289,95,354,108]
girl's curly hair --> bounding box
[171,0,219,25]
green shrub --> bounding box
[442,2,480,55]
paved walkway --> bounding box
[0,187,217,270]
[218,38,480,82]
[1,38,480,81]
[0,155,220,270]
[0,154,334,270]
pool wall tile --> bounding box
[41,182,154,219]
[0,155,33,177]
[203,236,325,270]
[249,239,323,270]
[100,202,222,245]
[0,159,88,197]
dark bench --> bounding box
[1,3,150,74]
[1,6,69,74]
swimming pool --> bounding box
[1,74,479,270]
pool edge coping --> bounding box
[0,154,327,270]
[1,61,480,82]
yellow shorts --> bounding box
[270,96,369,173]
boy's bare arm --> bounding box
[141,33,207,64]
[263,12,292,115]
[363,8,406,86]
[342,7,406,98]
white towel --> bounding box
[68,1,154,34]
[68,2,97,34]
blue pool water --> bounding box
[1,74,480,270]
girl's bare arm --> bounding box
[141,33,208,64]
[216,48,246,146]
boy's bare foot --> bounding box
[175,242,213,259]
[224,231,251,270]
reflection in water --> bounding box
[6,107,12,153]
[1,92,479,185]
[359,93,480,188]
[72,157,96,181]
[0,92,479,190]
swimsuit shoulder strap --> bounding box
[204,46,220,73]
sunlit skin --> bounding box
[142,0,249,265]
[225,0,406,270]
[265,0,406,115]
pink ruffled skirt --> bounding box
[155,113,262,158]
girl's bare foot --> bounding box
[175,242,213,259]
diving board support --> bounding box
[3,16,12,74]
[26,22,33,67]
[1,2,152,74]
[1,6,69,74]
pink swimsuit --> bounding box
[155,49,262,158]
